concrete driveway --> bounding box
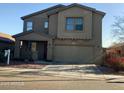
[0,64,123,89]
[42,65,124,81]
[41,64,105,80]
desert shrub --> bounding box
[106,56,124,71]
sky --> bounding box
[0,3,124,48]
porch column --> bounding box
[14,39,20,59]
[47,40,53,61]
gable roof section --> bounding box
[21,3,105,20]
[48,3,105,16]
[21,4,65,20]
[63,3,105,16]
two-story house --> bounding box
[13,3,105,64]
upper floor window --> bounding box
[26,21,33,31]
[44,21,48,29]
[66,17,83,31]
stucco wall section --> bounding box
[92,12,103,47]
[92,12,103,64]
[49,14,58,37]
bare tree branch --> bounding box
[112,16,124,42]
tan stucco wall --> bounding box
[57,6,92,39]
[48,14,58,37]
[92,12,103,64]
[92,12,103,47]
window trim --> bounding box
[65,17,83,32]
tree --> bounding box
[112,16,124,42]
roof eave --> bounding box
[48,3,106,17]
[21,4,65,20]
[21,3,106,19]
[94,10,106,17]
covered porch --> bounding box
[13,32,54,62]
[20,40,47,61]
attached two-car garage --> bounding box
[53,45,94,64]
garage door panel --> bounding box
[53,46,94,64]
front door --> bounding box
[37,41,47,60]
[31,42,38,60]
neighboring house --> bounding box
[0,32,15,50]
[13,3,105,64]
